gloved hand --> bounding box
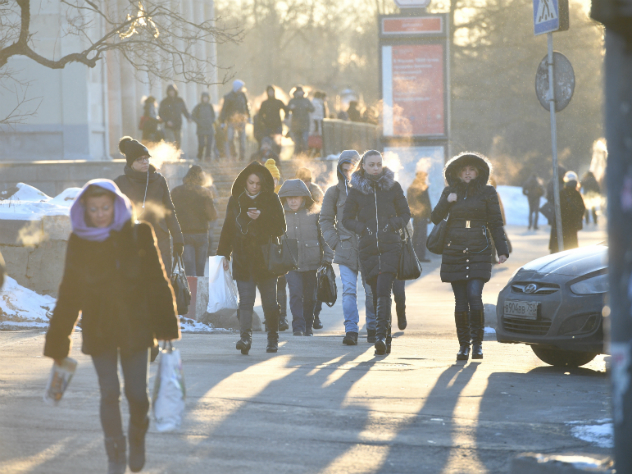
[173,243,184,257]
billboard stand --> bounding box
[379,12,450,201]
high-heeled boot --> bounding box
[455,311,471,360]
[374,296,392,355]
[104,436,126,474]
[470,309,485,359]
[128,416,149,472]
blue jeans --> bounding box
[286,270,317,333]
[451,279,485,312]
[92,348,149,438]
[339,264,376,333]
[183,233,209,276]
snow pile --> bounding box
[179,316,232,334]
[0,277,55,329]
[568,419,613,448]
[0,183,78,220]
[496,185,544,227]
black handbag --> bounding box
[261,235,299,276]
[398,227,422,280]
[426,218,448,255]
[539,201,555,223]
[317,263,337,307]
[170,255,191,315]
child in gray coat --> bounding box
[278,179,333,336]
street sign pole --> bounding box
[547,32,564,252]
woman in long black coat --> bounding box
[44,179,180,474]
[549,171,587,253]
[217,161,286,354]
[431,152,509,361]
[342,150,411,355]
[115,136,184,276]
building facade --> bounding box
[0,0,218,162]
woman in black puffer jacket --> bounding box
[217,161,286,354]
[431,152,509,361]
[342,150,411,355]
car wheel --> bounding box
[531,346,598,368]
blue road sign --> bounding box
[533,0,560,35]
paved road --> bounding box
[0,226,611,473]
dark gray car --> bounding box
[496,244,608,367]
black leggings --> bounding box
[369,272,396,310]
[451,278,485,312]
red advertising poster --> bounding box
[388,44,445,137]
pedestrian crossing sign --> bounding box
[533,0,569,35]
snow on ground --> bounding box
[179,316,233,334]
[568,419,613,448]
[496,185,544,227]
[0,183,79,220]
[0,277,55,329]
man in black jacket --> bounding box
[115,137,184,276]
[219,79,250,161]
[172,166,218,276]
[158,84,191,151]
[192,92,216,162]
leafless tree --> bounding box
[0,0,241,125]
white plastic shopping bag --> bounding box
[152,343,186,432]
[207,256,239,314]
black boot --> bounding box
[279,316,289,332]
[267,331,279,353]
[313,315,323,329]
[236,309,253,355]
[128,417,149,472]
[236,333,252,355]
[375,296,392,355]
[455,311,471,361]
[342,332,358,345]
[367,329,377,343]
[397,305,407,330]
[266,307,280,353]
[104,436,126,474]
[470,309,484,359]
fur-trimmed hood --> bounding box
[444,152,492,188]
[350,167,396,195]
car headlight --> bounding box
[570,273,609,295]
[509,266,523,282]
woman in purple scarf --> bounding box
[44,179,180,474]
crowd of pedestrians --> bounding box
[41,131,521,472]
[139,80,358,162]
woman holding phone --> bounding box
[217,161,286,354]
[44,179,180,474]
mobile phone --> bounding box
[248,207,258,211]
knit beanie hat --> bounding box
[265,158,281,179]
[119,136,150,167]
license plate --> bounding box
[504,300,539,320]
